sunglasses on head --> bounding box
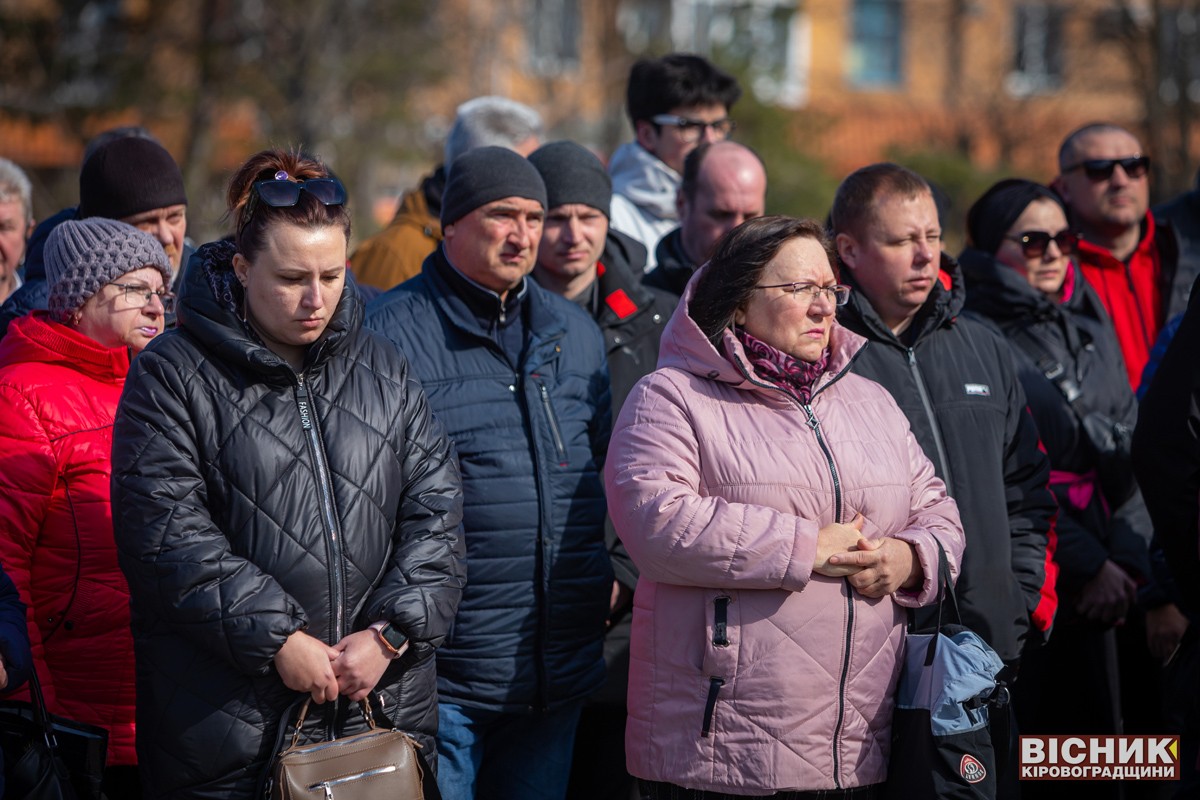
[251,177,347,208]
[1005,230,1078,258]
[1065,155,1150,182]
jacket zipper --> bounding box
[520,374,550,712]
[537,381,568,462]
[701,676,725,737]
[295,374,347,644]
[906,348,954,496]
[727,354,858,780]
[801,402,852,789]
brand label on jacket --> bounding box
[960,753,987,783]
[298,399,312,430]
[964,383,991,396]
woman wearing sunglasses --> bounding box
[0,217,173,798]
[960,179,1154,775]
[110,148,465,799]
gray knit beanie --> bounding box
[528,141,612,218]
[441,146,547,226]
[45,218,173,322]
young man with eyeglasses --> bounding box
[832,163,1058,800]
[1053,123,1191,390]
[608,53,741,270]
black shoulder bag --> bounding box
[0,667,108,800]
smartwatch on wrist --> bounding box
[372,621,408,658]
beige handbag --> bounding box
[269,697,424,799]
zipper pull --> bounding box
[802,404,819,430]
[296,374,313,431]
[323,784,334,800]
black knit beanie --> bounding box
[966,179,1065,255]
[79,137,187,220]
[527,141,612,218]
[441,146,547,226]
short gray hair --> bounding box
[0,158,33,225]
[444,96,543,168]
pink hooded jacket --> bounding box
[605,288,965,795]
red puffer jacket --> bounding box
[0,312,136,766]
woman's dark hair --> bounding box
[228,148,351,260]
[689,215,837,344]
[965,178,1065,254]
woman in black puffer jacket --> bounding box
[111,149,466,800]
[960,180,1153,778]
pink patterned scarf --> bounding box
[734,328,829,404]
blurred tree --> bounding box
[0,0,446,244]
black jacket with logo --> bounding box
[960,248,1152,603]
[112,241,466,799]
[837,255,1058,665]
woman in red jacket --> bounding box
[0,217,172,799]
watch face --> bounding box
[381,624,408,649]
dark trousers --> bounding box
[638,781,879,800]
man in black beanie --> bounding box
[78,136,189,279]
[0,128,189,340]
[528,140,672,800]
[366,146,613,800]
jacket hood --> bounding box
[0,310,130,380]
[840,252,965,345]
[657,267,867,397]
[608,142,680,222]
[173,239,363,376]
[959,246,1058,323]
[959,247,1111,330]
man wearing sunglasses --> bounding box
[608,53,741,270]
[1053,123,1189,390]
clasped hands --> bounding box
[274,628,408,704]
[813,514,921,598]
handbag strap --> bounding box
[25,665,60,749]
[287,696,378,749]
[923,540,961,667]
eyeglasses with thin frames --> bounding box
[1063,156,1150,182]
[650,114,736,143]
[1005,230,1078,259]
[110,282,175,313]
[754,282,851,307]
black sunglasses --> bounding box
[1005,230,1078,258]
[1065,156,1150,182]
[251,177,346,208]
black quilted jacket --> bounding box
[111,241,466,800]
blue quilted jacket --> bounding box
[367,247,612,713]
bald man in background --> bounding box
[643,141,767,296]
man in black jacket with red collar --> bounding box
[832,162,1057,798]
[528,140,674,800]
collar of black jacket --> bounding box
[175,239,363,377]
[433,245,528,329]
[838,251,965,347]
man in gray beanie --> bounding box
[528,140,674,800]
[367,146,613,800]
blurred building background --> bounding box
[3,0,1199,250]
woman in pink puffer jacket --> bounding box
[605,217,965,799]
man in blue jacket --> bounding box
[366,146,612,800]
